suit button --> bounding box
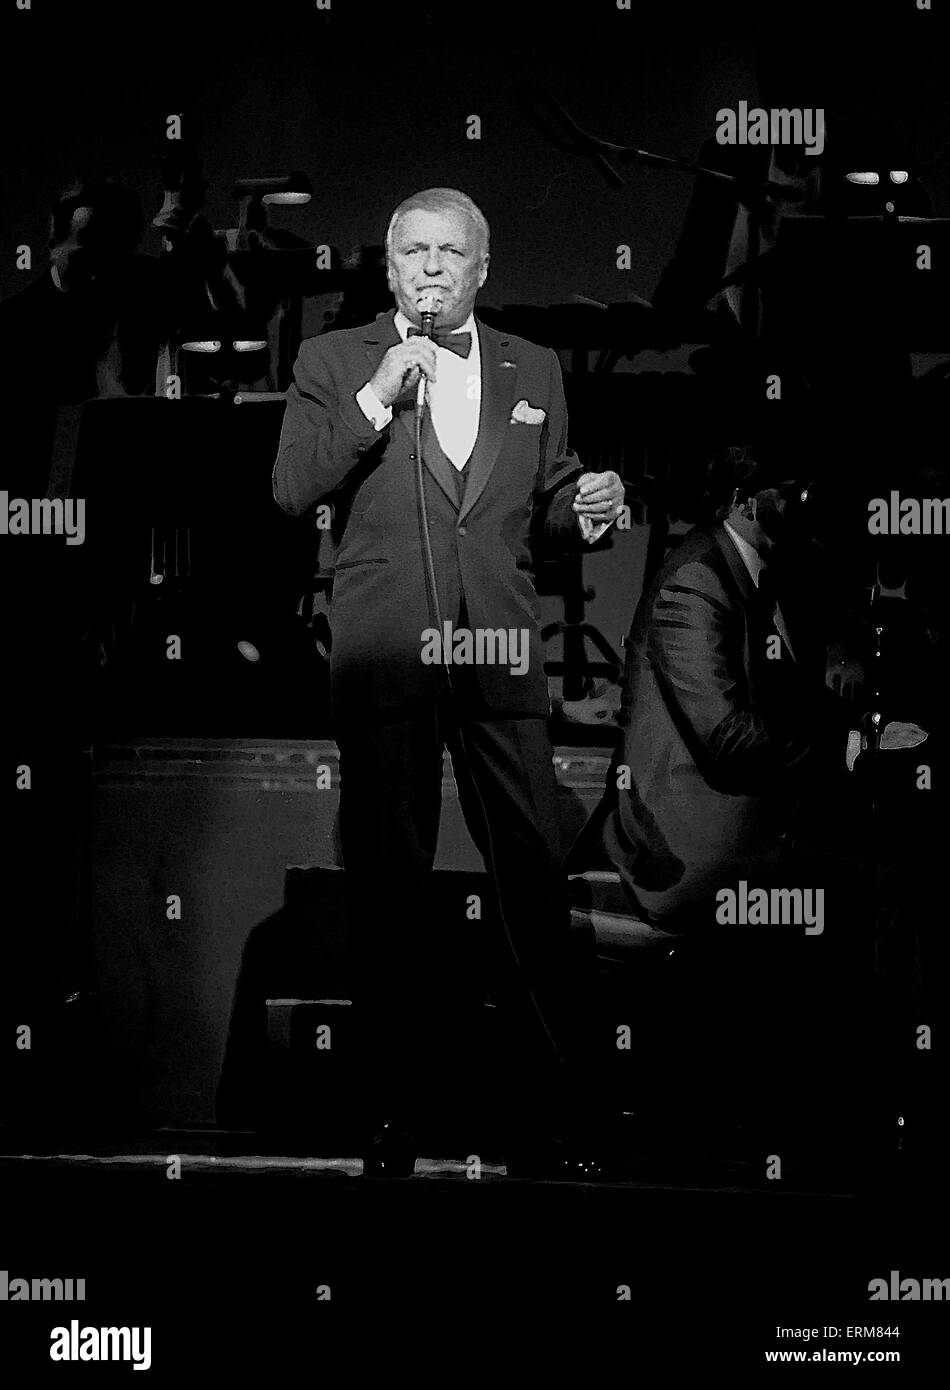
[457,525,467,535]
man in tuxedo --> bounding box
[272,187,624,1175]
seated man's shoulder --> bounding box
[653,528,731,603]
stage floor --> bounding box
[1,1126,944,1373]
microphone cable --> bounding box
[412,371,568,1072]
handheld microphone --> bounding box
[415,291,443,410]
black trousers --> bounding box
[336,685,599,1142]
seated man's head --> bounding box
[709,447,812,556]
[384,187,489,332]
[730,484,797,555]
[49,177,143,292]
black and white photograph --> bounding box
[1,0,948,1372]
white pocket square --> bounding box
[510,399,546,425]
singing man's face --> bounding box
[386,207,489,331]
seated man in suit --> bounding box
[567,448,886,1138]
[570,449,934,1148]
[571,448,862,932]
[272,187,625,1176]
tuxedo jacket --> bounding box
[597,524,846,921]
[272,310,586,726]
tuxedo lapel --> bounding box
[361,312,520,517]
[457,320,520,524]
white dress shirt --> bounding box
[723,520,796,659]
[355,312,612,542]
[356,310,479,467]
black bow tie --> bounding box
[407,325,472,358]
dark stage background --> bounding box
[4,2,950,306]
[1,0,949,1372]
[3,0,950,724]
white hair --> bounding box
[385,187,490,259]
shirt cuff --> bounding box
[578,515,615,544]
[356,382,393,431]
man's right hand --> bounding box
[368,338,439,408]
